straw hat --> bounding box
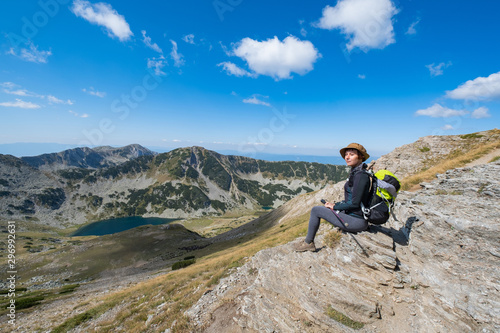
[339,143,370,162]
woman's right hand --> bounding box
[324,201,335,210]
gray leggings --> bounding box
[305,206,368,243]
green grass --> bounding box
[323,229,343,248]
[59,284,80,294]
[52,307,103,333]
[172,259,196,270]
[0,289,47,312]
[326,305,364,329]
[15,296,45,310]
[0,288,27,294]
[0,283,84,317]
[460,133,484,139]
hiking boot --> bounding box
[294,240,316,252]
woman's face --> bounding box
[344,149,362,167]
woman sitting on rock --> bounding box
[294,143,371,252]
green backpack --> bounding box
[361,169,401,225]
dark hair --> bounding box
[344,148,362,160]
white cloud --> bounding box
[445,71,500,100]
[47,95,63,104]
[47,95,73,105]
[69,110,89,118]
[0,98,41,109]
[219,42,232,56]
[71,0,133,41]
[8,42,52,63]
[83,87,106,98]
[170,40,184,67]
[0,82,17,89]
[182,34,195,44]
[147,56,167,76]
[217,62,255,77]
[358,74,366,79]
[141,30,162,53]
[230,36,320,80]
[1,83,39,97]
[1,83,74,106]
[315,0,398,52]
[406,18,420,35]
[415,103,468,118]
[441,124,454,131]
[3,89,30,96]
[298,20,307,37]
[471,106,491,119]
[426,62,452,77]
[243,96,271,107]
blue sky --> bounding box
[0,0,499,159]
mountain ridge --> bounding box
[20,143,156,171]
[0,145,349,228]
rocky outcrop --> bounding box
[0,155,63,217]
[187,161,500,332]
[369,129,500,179]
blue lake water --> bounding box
[72,216,179,236]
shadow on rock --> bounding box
[366,215,419,246]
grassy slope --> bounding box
[401,130,500,190]
[52,210,310,332]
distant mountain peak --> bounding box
[20,144,156,171]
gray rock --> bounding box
[187,161,500,332]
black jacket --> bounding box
[333,163,371,217]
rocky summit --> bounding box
[187,161,500,332]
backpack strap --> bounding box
[360,169,377,220]
[360,201,369,220]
